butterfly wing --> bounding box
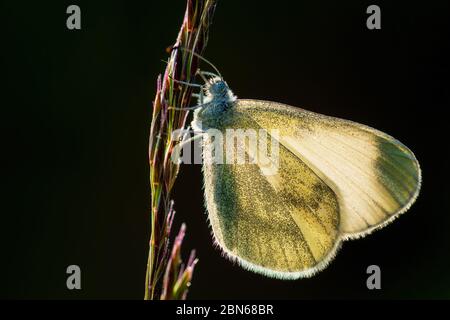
[234,99,421,238]
[202,107,341,279]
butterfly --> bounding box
[175,52,421,279]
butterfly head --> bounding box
[192,75,236,130]
[204,77,236,103]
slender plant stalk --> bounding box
[145,0,217,300]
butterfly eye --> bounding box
[208,81,225,95]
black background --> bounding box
[2,0,450,299]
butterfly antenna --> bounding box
[168,75,203,88]
[196,69,209,83]
[172,46,222,79]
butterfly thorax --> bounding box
[192,78,236,131]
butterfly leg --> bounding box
[168,101,209,111]
[168,75,203,89]
[171,126,205,164]
[192,88,204,104]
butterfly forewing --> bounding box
[202,106,340,278]
[235,99,421,238]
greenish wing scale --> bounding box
[235,99,421,238]
[202,107,341,279]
